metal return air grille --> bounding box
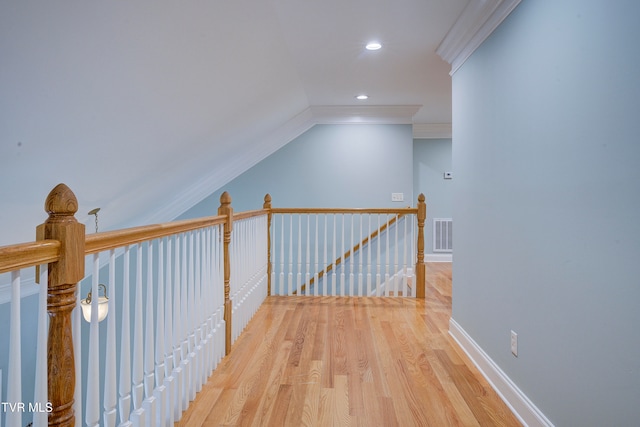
[433,218,452,252]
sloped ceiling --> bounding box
[0,0,469,246]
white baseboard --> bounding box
[449,319,554,427]
[425,253,452,262]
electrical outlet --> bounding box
[391,193,404,202]
[511,330,518,357]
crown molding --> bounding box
[437,0,522,75]
[413,123,452,139]
[310,105,421,124]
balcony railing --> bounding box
[0,183,426,427]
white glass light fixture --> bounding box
[80,284,109,322]
[365,41,382,51]
[355,94,369,100]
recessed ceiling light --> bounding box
[365,42,382,51]
[356,95,369,100]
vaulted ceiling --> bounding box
[1,0,478,245]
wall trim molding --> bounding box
[437,0,522,75]
[449,318,554,427]
[425,253,453,262]
[413,123,452,139]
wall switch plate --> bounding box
[391,193,404,202]
[511,330,518,357]
[444,171,452,179]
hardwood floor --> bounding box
[177,263,521,426]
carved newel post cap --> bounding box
[263,193,272,209]
[45,183,78,217]
[220,191,232,206]
[418,193,425,203]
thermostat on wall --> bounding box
[444,171,452,179]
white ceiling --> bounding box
[0,0,470,245]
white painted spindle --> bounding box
[297,215,302,296]
[119,246,132,426]
[86,253,100,427]
[104,250,117,427]
[131,243,145,425]
[164,237,176,425]
[327,214,338,296]
[314,215,319,297]
[376,215,382,297]
[33,265,48,427]
[349,215,355,296]
[154,239,169,426]
[7,271,22,427]
[305,216,311,296]
[340,214,345,296]
[173,234,184,420]
[143,242,157,426]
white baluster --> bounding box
[131,244,145,423]
[358,215,364,296]
[7,271,22,427]
[86,253,100,427]
[279,215,285,295]
[367,214,372,296]
[104,250,117,427]
[164,237,176,426]
[314,215,319,297]
[173,234,183,420]
[187,232,197,402]
[376,215,382,297]
[349,215,354,296]
[394,216,399,297]
[331,214,337,296]
[143,243,157,426]
[180,233,191,410]
[340,214,345,297]
[119,247,132,425]
[385,217,390,297]
[305,215,310,296]
[153,239,168,426]
[194,230,204,392]
[288,215,293,295]
[403,216,409,297]
[33,265,48,427]
[74,265,83,426]
[297,215,302,295]
[322,215,327,296]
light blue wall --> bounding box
[180,124,415,217]
[452,1,640,425]
[413,138,452,254]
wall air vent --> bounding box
[433,218,452,252]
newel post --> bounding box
[263,194,272,296]
[36,184,85,427]
[416,193,426,299]
[218,192,233,355]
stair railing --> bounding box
[0,184,425,427]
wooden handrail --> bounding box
[85,215,226,254]
[0,240,61,274]
[233,208,269,221]
[271,207,417,215]
[298,213,405,294]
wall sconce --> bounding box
[80,284,109,322]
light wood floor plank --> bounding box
[176,263,521,427]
